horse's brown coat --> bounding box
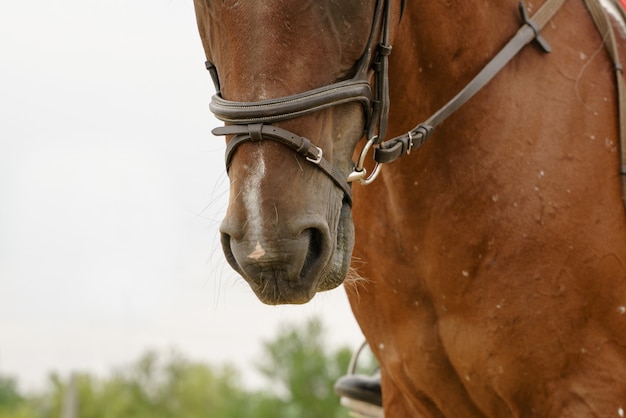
[194,0,626,415]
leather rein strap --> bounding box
[373,0,565,164]
[374,0,626,207]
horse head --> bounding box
[194,0,403,304]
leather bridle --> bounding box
[207,0,398,206]
[206,0,626,208]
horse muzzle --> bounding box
[220,215,335,305]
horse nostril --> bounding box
[301,228,324,281]
[220,219,332,288]
[220,232,241,275]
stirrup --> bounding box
[334,341,384,418]
[339,397,384,418]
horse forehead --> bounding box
[220,0,374,46]
[242,0,370,19]
[213,0,376,98]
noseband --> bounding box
[207,0,398,206]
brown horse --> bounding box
[194,0,626,415]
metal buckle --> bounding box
[306,146,323,165]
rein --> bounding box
[373,0,626,211]
[205,0,626,207]
[373,0,563,165]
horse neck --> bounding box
[373,0,617,211]
[391,0,525,109]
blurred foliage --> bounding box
[256,318,352,418]
[0,318,356,418]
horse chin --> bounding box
[249,280,318,305]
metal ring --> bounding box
[360,162,382,185]
[346,341,370,375]
[347,135,383,185]
[355,135,378,172]
[407,131,413,155]
[305,146,323,165]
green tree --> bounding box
[256,317,352,418]
[0,375,22,409]
[0,317,357,418]
[86,350,260,418]
[0,375,39,418]
[26,352,264,418]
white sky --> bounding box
[0,0,363,391]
